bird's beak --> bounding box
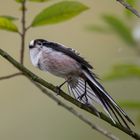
[29,44,34,49]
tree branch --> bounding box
[0,72,22,80]
[32,82,118,140]
[116,0,140,18]
[0,48,140,140]
[20,0,26,65]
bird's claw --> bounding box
[56,86,61,95]
[77,93,86,100]
[77,93,88,104]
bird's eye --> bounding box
[37,41,42,46]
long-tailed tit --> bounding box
[29,39,134,129]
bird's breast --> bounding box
[39,50,82,78]
[30,48,42,67]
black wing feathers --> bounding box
[43,40,93,69]
[85,68,135,129]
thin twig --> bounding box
[25,24,32,31]
[0,72,22,80]
[17,31,22,36]
[20,0,26,65]
[0,48,139,140]
[32,82,118,140]
[116,0,140,18]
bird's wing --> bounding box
[43,41,93,69]
[67,77,101,104]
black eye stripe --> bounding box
[37,41,42,46]
[29,45,34,49]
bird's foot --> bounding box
[56,86,61,95]
[56,80,68,95]
[77,93,88,103]
[78,93,85,100]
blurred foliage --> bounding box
[87,24,111,33]
[87,1,140,116]
[0,16,18,32]
[0,15,18,21]
[126,0,136,6]
[120,100,140,124]
[124,0,138,18]
[15,0,24,3]
[103,64,140,80]
[119,101,140,110]
[102,15,136,45]
[137,114,140,124]
[87,15,136,46]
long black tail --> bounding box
[82,69,135,130]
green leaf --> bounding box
[125,0,136,6]
[119,101,140,110]
[15,0,24,3]
[102,15,136,46]
[86,24,111,33]
[137,114,140,124]
[28,0,51,2]
[31,1,88,27]
[0,15,18,21]
[0,17,18,32]
[103,64,140,80]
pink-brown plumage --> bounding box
[39,48,82,78]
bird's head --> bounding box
[29,39,48,67]
[29,39,47,50]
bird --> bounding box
[29,39,134,129]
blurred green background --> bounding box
[0,0,140,140]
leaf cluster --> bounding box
[0,0,88,33]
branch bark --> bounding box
[20,0,26,65]
[0,48,140,140]
[32,82,118,140]
[0,72,22,80]
[116,0,140,18]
